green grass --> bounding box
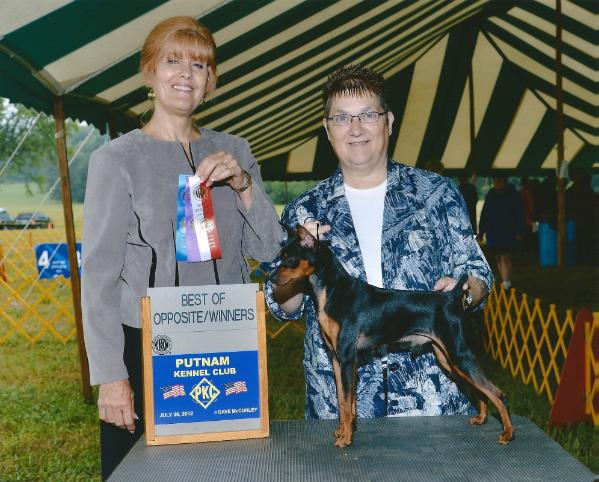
[266,320,305,420]
[0,338,100,481]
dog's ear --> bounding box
[296,225,317,249]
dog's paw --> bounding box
[469,414,487,425]
[335,435,353,448]
[498,430,515,444]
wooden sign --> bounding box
[141,283,269,445]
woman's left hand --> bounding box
[432,276,461,292]
[196,150,248,191]
[433,275,488,308]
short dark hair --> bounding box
[322,64,389,116]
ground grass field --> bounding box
[0,183,596,480]
[0,183,82,231]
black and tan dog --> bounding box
[270,225,514,447]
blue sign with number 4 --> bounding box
[34,243,82,279]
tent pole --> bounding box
[53,97,92,404]
[108,109,118,140]
[468,56,476,177]
[555,0,566,267]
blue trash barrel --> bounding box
[566,219,575,265]
[538,220,575,267]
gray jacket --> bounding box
[82,128,282,385]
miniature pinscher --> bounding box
[270,225,514,447]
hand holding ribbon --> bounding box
[195,150,249,192]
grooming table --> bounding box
[108,416,595,481]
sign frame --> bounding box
[141,288,269,445]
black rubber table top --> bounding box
[108,416,595,481]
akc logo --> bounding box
[152,334,172,355]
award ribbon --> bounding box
[176,174,222,262]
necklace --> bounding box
[180,141,195,174]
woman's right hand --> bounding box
[301,220,331,240]
[195,150,243,189]
[98,379,137,433]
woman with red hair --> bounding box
[81,17,281,479]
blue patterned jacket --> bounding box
[265,160,493,419]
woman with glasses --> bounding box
[81,16,282,480]
[267,64,493,423]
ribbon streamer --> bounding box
[176,175,221,262]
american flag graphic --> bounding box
[161,384,185,399]
[224,381,247,396]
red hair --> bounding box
[140,16,217,92]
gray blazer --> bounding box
[82,128,282,385]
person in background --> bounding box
[519,177,536,255]
[477,176,525,290]
[266,64,493,421]
[537,172,557,228]
[458,174,478,234]
[81,16,282,480]
[566,172,595,265]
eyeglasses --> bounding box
[325,111,388,126]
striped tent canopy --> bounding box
[0,0,596,180]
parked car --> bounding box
[14,212,53,229]
[0,208,14,229]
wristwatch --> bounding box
[464,289,473,309]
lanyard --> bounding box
[180,142,195,174]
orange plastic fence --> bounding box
[585,313,599,424]
[483,283,576,403]
[0,230,77,344]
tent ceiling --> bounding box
[0,0,596,179]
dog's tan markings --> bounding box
[297,259,315,276]
[285,260,315,280]
[313,288,353,446]
[315,289,341,353]
[331,356,345,440]
[336,389,353,447]
[428,335,513,443]
[470,400,488,425]
[275,260,315,286]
